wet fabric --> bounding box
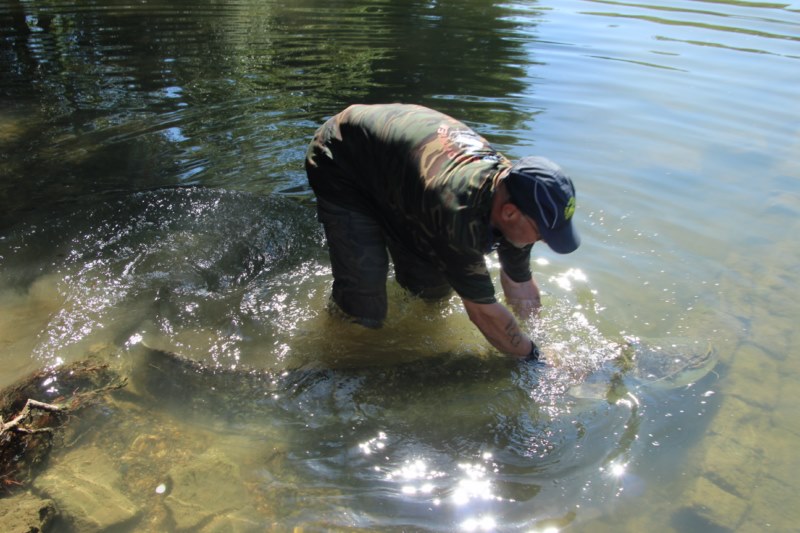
[306,103,533,305]
[316,198,452,326]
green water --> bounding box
[1,0,798,531]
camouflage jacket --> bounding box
[306,103,532,304]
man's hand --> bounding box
[462,299,536,359]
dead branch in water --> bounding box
[1,367,128,493]
[0,399,64,437]
[1,375,129,432]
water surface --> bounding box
[1,0,799,531]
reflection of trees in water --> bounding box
[368,0,535,135]
[0,0,540,227]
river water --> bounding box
[1,0,798,531]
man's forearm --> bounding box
[462,299,536,358]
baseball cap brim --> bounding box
[538,216,580,254]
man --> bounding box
[305,104,579,360]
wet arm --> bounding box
[462,298,536,359]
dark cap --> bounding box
[503,156,580,254]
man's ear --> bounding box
[502,203,519,221]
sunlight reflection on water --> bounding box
[0,183,725,532]
[0,0,797,528]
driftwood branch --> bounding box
[0,399,64,437]
[1,361,128,493]
[1,377,127,438]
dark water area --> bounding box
[2,0,799,531]
[0,0,539,227]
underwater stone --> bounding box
[740,467,799,532]
[700,434,763,501]
[0,491,58,533]
[724,344,780,410]
[33,446,140,532]
[165,449,250,530]
[200,505,265,532]
[679,475,748,531]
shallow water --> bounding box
[1,0,799,531]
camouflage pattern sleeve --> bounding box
[439,248,499,304]
[497,241,533,283]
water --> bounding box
[1,0,798,531]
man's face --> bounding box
[503,206,542,249]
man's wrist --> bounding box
[524,340,540,361]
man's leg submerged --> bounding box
[316,198,389,328]
[386,239,453,301]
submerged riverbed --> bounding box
[1,0,799,531]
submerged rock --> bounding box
[33,446,141,533]
[200,506,265,533]
[164,448,250,530]
[0,491,57,533]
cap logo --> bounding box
[564,197,576,221]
